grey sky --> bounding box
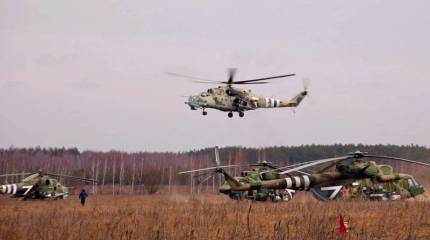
[1,0,429,151]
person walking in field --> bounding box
[79,189,88,206]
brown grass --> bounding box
[1,192,430,240]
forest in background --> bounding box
[1,144,429,194]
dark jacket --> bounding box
[79,191,88,200]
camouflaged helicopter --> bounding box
[180,148,430,201]
[0,170,96,200]
[179,147,295,201]
[167,69,308,118]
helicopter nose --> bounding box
[0,184,18,194]
[186,96,202,109]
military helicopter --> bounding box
[0,170,97,200]
[167,69,308,118]
[239,150,430,201]
[180,148,430,201]
[179,147,295,201]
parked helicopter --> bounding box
[180,148,430,201]
[179,147,295,201]
[0,170,97,200]
[167,69,308,118]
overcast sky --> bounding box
[1,1,429,152]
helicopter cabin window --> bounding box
[45,179,50,185]
[207,89,213,94]
[200,92,209,97]
[407,179,415,187]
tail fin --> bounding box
[214,146,221,167]
[214,147,242,187]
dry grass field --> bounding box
[0,192,430,240]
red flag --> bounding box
[339,215,348,236]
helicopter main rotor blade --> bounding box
[233,81,269,85]
[178,165,240,174]
[227,68,237,85]
[164,72,217,82]
[364,155,430,167]
[45,173,97,183]
[192,80,224,84]
[197,174,215,185]
[280,156,352,174]
[233,73,296,84]
[260,158,326,174]
[0,173,32,178]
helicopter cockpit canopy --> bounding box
[200,92,210,97]
[407,177,419,187]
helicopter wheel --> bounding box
[228,112,233,118]
[239,112,244,117]
[202,110,207,116]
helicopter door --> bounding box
[310,186,343,201]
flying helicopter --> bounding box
[167,69,308,118]
[180,148,430,201]
[0,170,97,200]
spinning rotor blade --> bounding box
[167,69,295,86]
[302,78,311,91]
[232,81,269,85]
[233,73,295,84]
[45,173,97,183]
[227,68,236,85]
[165,72,217,82]
[192,80,224,84]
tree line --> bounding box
[0,144,429,194]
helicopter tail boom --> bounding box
[279,90,307,108]
[0,184,18,195]
[258,91,307,108]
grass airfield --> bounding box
[1,191,430,240]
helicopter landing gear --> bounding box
[228,112,233,118]
[239,112,244,118]
[202,110,207,116]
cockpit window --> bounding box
[409,177,419,187]
[200,92,209,97]
[207,89,213,94]
[408,178,416,187]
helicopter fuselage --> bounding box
[186,86,307,117]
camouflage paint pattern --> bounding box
[186,86,307,115]
[218,160,426,201]
[0,173,69,199]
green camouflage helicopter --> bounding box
[0,170,96,200]
[181,148,430,201]
[179,147,295,201]
[167,69,308,118]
